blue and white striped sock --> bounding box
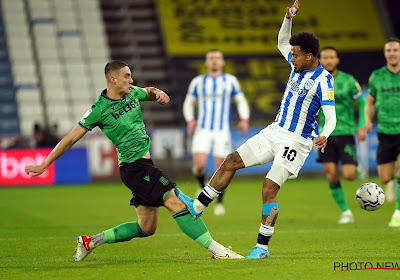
[256,224,274,250]
[194,184,221,212]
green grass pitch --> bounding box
[1,177,399,280]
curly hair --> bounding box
[289,31,320,56]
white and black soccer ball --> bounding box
[356,182,385,211]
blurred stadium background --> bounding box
[0,0,399,186]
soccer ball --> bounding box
[355,182,385,211]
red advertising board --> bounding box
[85,136,119,180]
[0,149,55,185]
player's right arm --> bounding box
[25,125,87,177]
[364,73,377,133]
[278,0,300,61]
[183,77,199,135]
[364,95,376,133]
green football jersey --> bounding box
[79,86,150,165]
[369,66,400,134]
[319,70,363,136]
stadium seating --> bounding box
[1,0,181,137]
[0,1,20,135]
[100,0,178,127]
[1,0,110,136]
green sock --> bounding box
[173,208,213,248]
[103,222,147,243]
[396,178,400,210]
[329,182,349,212]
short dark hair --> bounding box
[104,60,128,76]
[289,31,320,56]
[318,46,338,59]
[386,37,400,44]
[205,49,223,58]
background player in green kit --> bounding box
[317,47,366,224]
[365,38,400,228]
[24,60,244,260]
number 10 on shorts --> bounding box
[282,147,297,162]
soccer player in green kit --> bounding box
[365,38,400,227]
[317,47,366,224]
[25,60,244,260]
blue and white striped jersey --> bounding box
[275,51,335,140]
[183,73,248,131]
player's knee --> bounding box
[342,172,356,181]
[192,165,205,176]
[266,165,290,188]
[327,173,339,183]
[138,222,157,236]
[221,151,243,171]
[379,175,393,184]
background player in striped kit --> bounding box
[365,38,400,227]
[317,46,366,224]
[177,0,337,259]
[183,49,250,216]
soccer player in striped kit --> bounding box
[177,0,337,258]
[183,49,250,216]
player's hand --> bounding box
[187,120,197,136]
[356,128,366,142]
[286,0,300,19]
[364,120,373,133]
[25,164,46,178]
[314,135,327,153]
[237,119,249,135]
[155,90,170,105]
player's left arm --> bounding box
[315,105,337,152]
[143,87,170,105]
[315,76,336,152]
[232,77,250,134]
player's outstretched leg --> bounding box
[74,221,148,261]
[167,189,243,259]
[184,151,245,217]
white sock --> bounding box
[342,209,352,215]
[256,224,274,250]
[393,210,400,218]
[202,184,221,200]
[193,199,206,213]
[193,184,221,213]
[207,240,226,255]
[256,243,269,250]
[260,224,274,235]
